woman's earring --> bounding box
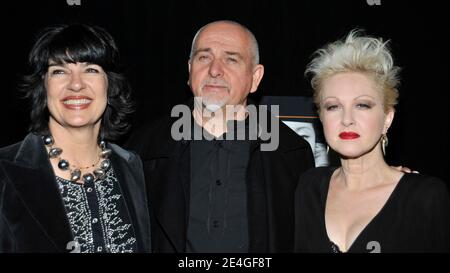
[381,134,389,156]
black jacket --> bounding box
[126,106,315,252]
[0,133,151,253]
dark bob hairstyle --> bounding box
[20,23,134,141]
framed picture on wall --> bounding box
[260,96,332,167]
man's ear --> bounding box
[250,64,264,93]
[384,108,395,133]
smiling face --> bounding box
[319,72,394,159]
[188,22,264,112]
[45,61,108,131]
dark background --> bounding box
[1,0,448,183]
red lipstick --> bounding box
[339,132,360,140]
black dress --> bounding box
[294,167,450,253]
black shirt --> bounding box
[186,119,251,253]
[56,166,137,253]
[295,167,450,253]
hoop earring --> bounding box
[381,134,388,156]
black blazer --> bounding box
[126,107,315,253]
[0,133,151,253]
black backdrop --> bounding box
[1,0,448,184]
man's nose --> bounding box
[208,59,224,78]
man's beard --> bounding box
[199,79,230,112]
[201,93,229,112]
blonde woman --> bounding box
[294,30,449,253]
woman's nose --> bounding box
[341,109,355,127]
[68,72,85,91]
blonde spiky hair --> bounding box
[305,29,400,112]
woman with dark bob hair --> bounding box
[0,24,151,253]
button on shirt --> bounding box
[187,119,251,253]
